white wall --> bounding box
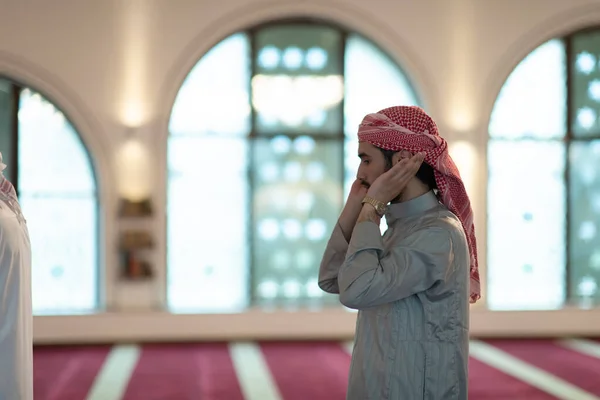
[1,0,600,343]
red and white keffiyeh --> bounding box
[0,152,17,201]
[357,105,481,304]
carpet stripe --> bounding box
[261,342,350,400]
[33,345,111,400]
[122,343,244,400]
[468,357,556,399]
[85,344,140,400]
[558,338,600,360]
[487,339,600,397]
[471,340,600,400]
[229,342,283,400]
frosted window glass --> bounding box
[251,136,342,306]
[571,31,600,137]
[23,197,98,314]
[253,25,343,135]
[167,31,252,312]
[167,26,420,311]
[18,90,96,193]
[343,139,359,199]
[169,33,251,137]
[489,39,566,140]
[167,136,249,312]
[487,140,566,310]
[569,140,600,304]
[17,89,99,315]
[344,34,419,139]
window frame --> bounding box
[1,77,102,315]
[166,18,423,310]
[487,30,600,308]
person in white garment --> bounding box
[0,152,33,400]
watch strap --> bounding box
[362,196,387,216]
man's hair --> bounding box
[378,148,438,191]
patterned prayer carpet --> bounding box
[33,339,600,400]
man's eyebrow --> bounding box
[358,152,369,159]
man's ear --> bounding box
[393,150,411,165]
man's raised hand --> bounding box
[366,152,425,204]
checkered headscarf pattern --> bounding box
[0,152,17,201]
[357,105,480,304]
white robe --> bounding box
[0,178,32,400]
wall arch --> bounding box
[471,5,600,304]
[481,3,600,130]
[162,13,425,312]
[0,51,115,309]
[484,11,600,310]
[150,1,438,309]
[0,51,114,206]
[155,0,437,142]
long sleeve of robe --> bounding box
[0,177,33,400]
[319,190,471,400]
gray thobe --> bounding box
[319,190,470,400]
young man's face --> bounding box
[356,141,388,188]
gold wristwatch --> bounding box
[362,196,387,217]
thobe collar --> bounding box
[385,190,440,223]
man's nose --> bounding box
[356,166,365,180]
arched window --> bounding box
[0,79,100,315]
[487,30,600,311]
[167,20,421,313]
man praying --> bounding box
[319,106,479,400]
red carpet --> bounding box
[32,339,600,399]
[260,342,350,400]
[467,357,555,399]
[121,343,244,400]
[488,339,600,396]
[34,345,111,400]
